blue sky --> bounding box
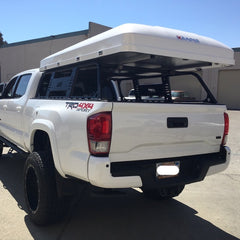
[0,0,239,47]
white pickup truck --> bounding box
[0,24,234,225]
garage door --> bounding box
[218,70,240,110]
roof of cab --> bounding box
[40,23,235,71]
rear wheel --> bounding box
[142,185,185,200]
[24,151,62,225]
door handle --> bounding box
[167,117,188,128]
[16,106,22,112]
[3,104,7,110]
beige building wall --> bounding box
[0,34,87,82]
[218,69,240,109]
[0,22,110,83]
[201,50,240,110]
[217,50,240,109]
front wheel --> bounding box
[24,151,60,225]
[142,185,185,200]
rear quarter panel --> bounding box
[24,99,112,180]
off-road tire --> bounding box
[24,151,61,225]
[142,185,185,200]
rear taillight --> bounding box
[222,112,229,146]
[87,112,112,156]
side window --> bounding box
[2,74,31,99]
[36,69,73,99]
[71,65,98,98]
[47,69,73,98]
[3,77,18,98]
[14,74,31,98]
[36,65,101,100]
[37,73,52,98]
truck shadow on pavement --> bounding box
[0,153,239,240]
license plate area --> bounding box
[156,161,180,179]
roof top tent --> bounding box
[39,24,235,104]
[40,23,234,72]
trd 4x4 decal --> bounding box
[66,102,94,112]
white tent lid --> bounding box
[40,23,234,71]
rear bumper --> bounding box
[206,146,231,176]
[88,156,142,188]
[87,146,230,189]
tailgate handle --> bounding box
[167,117,188,128]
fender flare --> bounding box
[27,119,65,177]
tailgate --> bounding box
[109,103,226,162]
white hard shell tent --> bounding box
[40,23,234,71]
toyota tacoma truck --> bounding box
[0,23,234,225]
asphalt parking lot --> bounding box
[0,110,239,240]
